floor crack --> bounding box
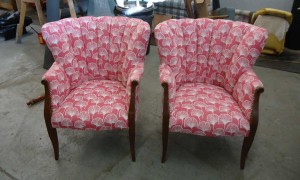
[0,166,17,180]
[0,64,43,88]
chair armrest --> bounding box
[41,62,71,111]
[126,63,144,93]
[232,69,264,120]
[159,63,177,112]
[159,63,175,85]
[125,63,144,121]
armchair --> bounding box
[41,16,150,161]
[155,18,267,169]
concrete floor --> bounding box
[0,26,300,179]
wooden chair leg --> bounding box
[128,81,138,162]
[240,123,258,169]
[42,80,59,160]
[45,124,59,160]
[44,94,59,160]
[16,1,27,43]
[240,89,262,169]
[161,122,169,163]
[161,83,170,163]
[129,124,135,162]
[26,95,45,106]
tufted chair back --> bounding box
[42,16,150,90]
[155,18,267,93]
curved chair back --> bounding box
[42,16,150,89]
[155,18,267,93]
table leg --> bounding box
[67,0,76,18]
[16,1,27,43]
[35,0,45,25]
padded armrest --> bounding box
[125,63,145,120]
[159,63,177,112]
[232,69,264,120]
[42,62,71,110]
[159,63,175,85]
[126,63,144,93]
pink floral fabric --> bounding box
[43,62,71,110]
[42,16,150,89]
[232,69,263,120]
[41,16,150,130]
[169,83,249,137]
[224,24,268,94]
[51,80,129,130]
[159,63,176,112]
[156,18,267,137]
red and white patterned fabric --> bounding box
[52,80,129,130]
[156,18,267,137]
[169,83,249,137]
[41,16,150,130]
[232,69,264,120]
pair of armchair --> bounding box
[41,16,267,169]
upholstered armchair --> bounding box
[41,16,150,161]
[155,18,267,169]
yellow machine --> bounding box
[252,8,293,55]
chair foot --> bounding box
[161,156,166,163]
[129,130,135,162]
[46,126,59,160]
[240,136,255,169]
[161,127,168,163]
[240,155,246,169]
[161,83,170,163]
[131,156,136,162]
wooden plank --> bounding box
[0,1,13,10]
[67,0,76,18]
[15,0,20,10]
[34,0,45,25]
[15,1,26,43]
[10,0,18,11]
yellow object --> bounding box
[262,34,286,55]
[252,8,292,55]
[252,8,293,24]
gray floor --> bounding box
[0,28,300,180]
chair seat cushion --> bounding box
[169,83,250,137]
[51,80,130,131]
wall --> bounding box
[220,0,294,12]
